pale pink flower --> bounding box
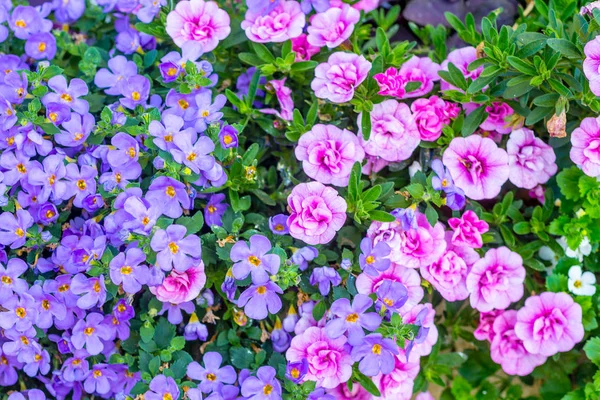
[466,247,525,312]
[401,303,438,362]
[286,326,353,388]
[291,33,320,61]
[507,128,557,189]
[166,0,231,51]
[149,261,206,304]
[570,116,600,177]
[359,100,420,162]
[398,56,440,98]
[312,52,371,103]
[448,210,489,249]
[515,292,585,357]
[373,350,419,400]
[307,4,359,48]
[388,212,446,269]
[440,46,483,91]
[361,155,390,175]
[295,124,365,186]
[583,36,600,95]
[415,392,435,400]
[442,135,509,200]
[411,95,457,141]
[241,0,305,43]
[474,310,503,342]
[329,0,379,12]
[261,78,294,121]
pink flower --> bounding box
[570,116,600,177]
[420,234,480,302]
[398,56,440,98]
[442,135,509,200]
[507,128,557,189]
[291,33,320,61]
[262,78,294,121]
[411,96,456,142]
[356,262,423,314]
[295,124,365,186]
[327,383,373,400]
[287,181,347,245]
[373,67,405,98]
[529,184,545,204]
[359,100,420,162]
[515,292,584,357]
[415,392,435,400]
[391,212,446,269]
[490,310,547,376]
[166,0,231,51]
[329,0,379,12]
[466,247,525,312]
[312,52,371,104]
[307,4,360,48]
[149,261,206,304]
[373,351,419,400]
[583,36,600,96]
[401,304,438,362]
[440,47,483,91]
[286,326,353,389]
[477,102,515,134]
[474,310,503,342]
[448,210,489,248]
[361,155,389,175]
[241,0,305,43]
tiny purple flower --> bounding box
[351,333,399,376]
[230,234,280,284]
[269,214,289,235]
[359,237,391,276]
[325,294,382,344]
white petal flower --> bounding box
[568,265,597,296]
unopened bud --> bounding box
[547,110,567,138]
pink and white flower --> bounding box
[312,52,371,104]
[166,0,231,51]
[507,128,557,189]
[570,116,600,177]
[307,4,359,48]
[241,0,305,43]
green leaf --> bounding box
[462,106,488,136]
[362,185,382,203]
[230,347,255,369]
[250,42,275,63]
[513,221,531,235]
[361,111,372,140]
[585,337,600,366]
[246,69,262,108]
[348,162,362,203]
[369,210,396,223]
[353,369,381,397]
[290,61,318,71]
[154,318,176,349]
[547,38,581,59]
[238,52,263,66]
[312,301,327,321]
[405,183,425,199]
[175,211,204,234]
[507,56,537,75]
[425,204,438,227]
[225,89,246,111]
[557,167,584,201]
[546,274,568,292]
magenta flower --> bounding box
[295,124,365,186]
[401,303,438,362]
[241,0,305,43]
[479,102,515,134]
[570,116,600,177]
[166,0,231,51]
[287,181,347,245]
[150,225,202,272]
[325,294,382,344]
[286,326,353,389]
[507,128,557,189]
[373,67,405,98]
[150,261,206,304]
[398,56,441,98]
[291,33,320,61]
[372,352,420,399]
[448,210,489,249]
[358,100,420,162]
[230,234,280,284]
[237,281,283,320]
[474,310,502,342]
[411,96,457,142]
[393,212,446,269]
[466,247,525,312]
[311,52,371,104]
[262,78,294,121]
[440,46,483,91]
[490,310,547,376]
[307,4,359,48]
[442,135,509,200]
[515,292,584,357]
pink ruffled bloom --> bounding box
[466,247,525,312]
[312,52,371,104]
[402,303,438,362]
[583,36,600,96]
[149,261,206,304]
[286,326,353,389]
[477,102,515,134]
[291,33,320,61]
[327,383,373,400]
[241,0,305,43]
[373,67,405,98]
[373,350,419,400]
[420,234,480,302]
[398,56,441,98]
[411,96,458,141]
[448,209,489,249]
[329,0,380,12]
[515,292,584,357]
[295,124,365,186]
[166,0,231,51]
[307,4,360,48]
[262,78,294,121]
[393,212,446,269]
[355,262,423,314]
[570,116,600,177]
[440,46,483,91]
[474,310,503,342]
[359,100,420,162]
[442,135,509,200]
[490,310,547,376]
[362,155,390,175]
[507,128,557,189]
[287,181,347,245]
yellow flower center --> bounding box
[206,373,217,381]
[365,255,375,264]
[115,173,122,183]
[77,179,86,191]
[208,205,217,213]
[275,224,284,231]
[201,110,209,117]
[248,256,261,267]
[35,354,42,362]
[48,174,56,185]
[1,276,12,284]
[128,147,136,158]
[163,394,173,400]
[131,91,141,101]
[118,304,127,313]
[167,67,178,76]
[15,228,24,237]
[21,336,29,345]
[441,179,448,187]
[346,313,359,323]
[142,216,150,225]
[165,186,176,197]
[74,133,84,141]
[58,284,69,292]
[93,281,101,292]
[94,370,102,378]
[178,99,189,109]
[574,280,582,288]
[372,344,382,355]
[383,298,394,306]
[15,307,26,318]
[61,93,73,102]
[38,42,46,52]
[186,152,197,161]
[291,368,300,379]
[120,266,132,275]
[84,327,95,336]
[42,300,50,310]
[168,242,179,254]
[256,286,267,295]
[164,134,173,142]
[49,112,58,122]
[15,19,26,28]
[223,134,233,145]
[17,163,26,173]
[45,209,55,219]
[263,385,273,395]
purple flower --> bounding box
[285,359,308,384]
[145,176,190,218]
[0,209,33,249]
[61,349,90,382]
[29,283,66,329]
[310,266,341,296]
[237,281,283,320]
[0,72,27,104]
[25,32,56,60]
[42,75,89,114]
[240,366,282,400]
[65,164,97,208]
[115,28,140,54]
[52,0,85,23]
[28,154,69,201]
[120,75,151,109]
[375,280,408,314]
[71,313,112,355]
[158,300,195,324]
[0,258,28,302]
[269,214,289,235]
[359,237,391,276]
[145,375,180,400]
[290,246,318,271]
[230,235,280,284]
[204,193,227,227]
[405,307,431,361]
[107,132,141,171]
[0,293,37,331]
[137,0,166,23]
[431,159,466,210]
[55,112,95,147]
[9,6,51,40]
[325,294,382,344]
[219,125,239,149]
[70,274,106,309]
[184,91,226,132]
[307,388,335,400]
[122,196,161,234]
[184,312,208,341]
[171,130,216,173]
[46,102,71,126]
[83,364,117,395]
[149,114,192,151]
[109,248,148,294]
[351,333,399,376]
[158,60,181,82]
[150,224,202,271]
[187,352,237,393]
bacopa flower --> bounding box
[187,352,237,393]
[241,0,305,43]
[295,124,365,186]
[145,375,180,400]
[287,181,347,245]
[269,214,289,235]
[236,281,283,320]
[240,366,282,400]
[325,294,382,344]
[109,248,148,294]
[568,265,597,296]
[310,266,341,295]
[358,237,391,276]
[515,292,585,357]
[71,313,112,355]
[42,75,89,114]
[507,128,557,189]
[442,135,509,200]
[311,52,371,104]
[466,247,525,312]
[204,193,227,227]
[0,258,28,302]
[150,224,202,272]
[94,55,138,95]
[351,333,399,376]
[166,0,231,51]
[0,209,33,249]
[230,234,280,284]
[289,246,318,271]
[402,304,437,362]
[570,116,600,177]
[307,4,359,48]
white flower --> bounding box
[558,236,592,262]
[568,266,596,296]
[538,246,559,271]
[408,161,421,178]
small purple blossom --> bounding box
[230,235,280,284]
[325,294,382,344]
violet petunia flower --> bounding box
[351,333,399,376]
[358,237,391,276]
[0,209,33,249]
[325,294,382,344]
[71,313,112,355]
[187,352,237,393]
[204,193,227,227]
[109,248,148,294]
[240,366,282,400]
[237,281,283,320]
[230,234,280,284]
[150,224,202,272]
[42,75,89,114]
